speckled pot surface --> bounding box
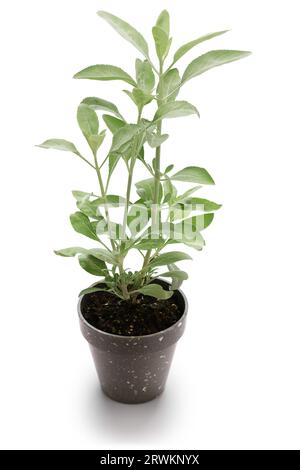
[78,281,188,404]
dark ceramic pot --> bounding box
[78,280,188,404]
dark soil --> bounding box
[81,287,182,336]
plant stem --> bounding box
[118,109,143,299]
[142,63,164,273]
[92,151,117,252]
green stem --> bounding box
[92,151,117,252]
[142,63,164,273]
[118,109,144,299]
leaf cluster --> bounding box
[37,10,250,301]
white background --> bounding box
[1,0,300,450]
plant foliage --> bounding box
[37,10,250,301]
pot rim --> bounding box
[77,278,188,340]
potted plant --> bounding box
[37,10,250,404]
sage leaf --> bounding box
[70,212,99,241]
[72,191,91,202]
[36,139,81,156]
[81,97,123,120]
[111,124,142,152]
[88,248,116,265]
[136,178,163,202]
[150,251,192,268]
[77,104,99,138]
[103,115,126,134]
[147,133,169,148]
[159,270,188,281]
[74,64,136,87]
[154,101,199,121]
[134,238,165,250]
[97,11,149,58]
[175,185,202,202]
[152,26,171,63]
[54,247,87,257]
[135,59,155,93]
[157,68,181,102]
[156,10,170,36]
[173,30,229,64]
[135,284,173,300]
[78,254,107,276]
[182,49,251,84]
[178,213,214,231]
[184,197,222,211]
[172,166,215,185]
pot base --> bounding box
[101,385,165,405]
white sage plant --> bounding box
[37,10,250,302]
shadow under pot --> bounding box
[78,280,188,404]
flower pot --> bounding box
[78,280,188,404]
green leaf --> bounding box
[165,225,205,251]
[167,263,185,289]
[97,11,149,58]
[182,50,251,84]
[163,178,177,204]
[135,59,155,93]
[173,30,229,64]
[74,64,136,87]
[54,247,87,257]
[156,10,170,36]
[91,195,126,207]
[134,238,165,250]
[157,68,181,102]
[178,213,214,231]
[172,166,215,185]
[36,139,81,156]
[76,197,106,220]
[136,178,163,203]
[152,26,171,63]
[184,197,222,211]
[77,103,99,138]
[87,131,106,154]
[79,287,109,297]
[124,88,154,109]
[127,202,150,235]
[111,124,143,152]
[78,254,107,276]
[175,185,202,203]
[147,133,169,148]
[81,97,123,120]
[154,101,199,121]
[150,251,192,268]
[108,153,121,177]
[135,284,173,300]
[159,270,188,281]
[70,212,99,241]
[103,115,126,134]
[88,248,116,265]
[72,190,91,202]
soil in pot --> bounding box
[81,289,182,336]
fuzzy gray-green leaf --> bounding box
[81,97,123,120]
[172,166,215,185]
[182,49,251,83]
[135,284,173,300]
[70,212,99,241]
[157,68,181,102]
[154,101,199,121]
[78,254,107,276]
[36,139,81,156]
[173,30,229,64]
[150,251,192,268]
[74,64,136,87]
[98,10,149,58]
